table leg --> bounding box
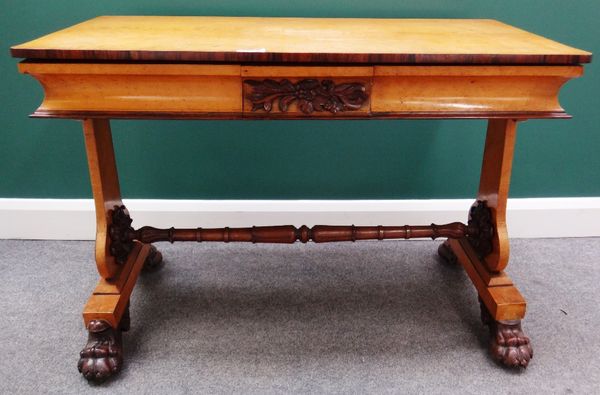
[78,119,162,382]
[438,119,532,368]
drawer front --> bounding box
[371,66,582,117]
[19,63,242,118]
[242,66,372,117]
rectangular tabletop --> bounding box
[10,16,591,65]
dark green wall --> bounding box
[1,1,598,199]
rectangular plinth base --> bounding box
[83,242,150,327]
[447,238,526,321]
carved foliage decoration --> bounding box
[466,200,494,258]
[244,79,368,114]
[108,205,136,264]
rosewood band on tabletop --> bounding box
[10,50,592,66]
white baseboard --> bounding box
[1,198,599,240]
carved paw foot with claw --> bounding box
[78,320,123,382]
[489,320,533,368]
[480,300,533,368]
[143,245,164,272]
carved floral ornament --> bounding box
[244,79,368,114]
[466,200,494,258]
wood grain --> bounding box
[477,119,518,272]
[372,65,580,115]
[83,119,122,280]
[94,243,142,294]
[448,238,526,321]
[83,242,150,328]
[10,16,591,64]
[19,63,582,119]
[20,63,241,114]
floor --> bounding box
[1,238,599,394]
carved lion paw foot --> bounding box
[437,240,458,265]
[143,245,164,272]
[479,298,533,368]
[78,320,123,382]
[489,320,533,368]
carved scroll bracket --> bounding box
[244,79,368,114]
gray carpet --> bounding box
[1,238,599,394]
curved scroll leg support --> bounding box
[480,299,533,368]
[78,305,130,382]
[142,245,164,272]
[437,240,458,265]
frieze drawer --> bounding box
[242,66,372,117]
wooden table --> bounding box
[11,16,591,382]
